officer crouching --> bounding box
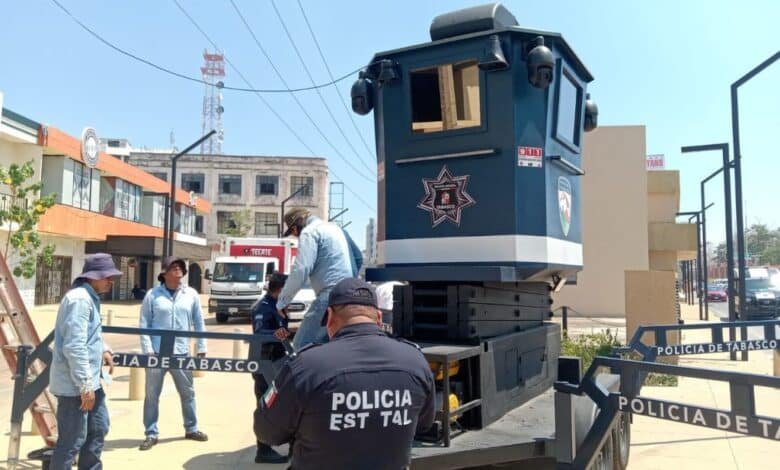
[254,278,435,469]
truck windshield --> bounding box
[746,278,771,291]
[213,262,264,282]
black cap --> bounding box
[322,278,378,325]
[158,256,187,282]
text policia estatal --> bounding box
[329,390,414,431]
[618,396,780,440]
[656,339,778,356]
[112,353,261,373]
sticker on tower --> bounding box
[558,177,572,237]
[417,166,476,227]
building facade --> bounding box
[123,151,328,257]
[0,93,212,307]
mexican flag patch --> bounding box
[263,382,278,408]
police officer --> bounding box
[254,278,435,469]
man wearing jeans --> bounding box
[50,253,121,470]
[138,256,208,450]
[278,207,362,349]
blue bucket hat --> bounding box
[77,253,122,281]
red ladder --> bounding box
[0,253,58,467]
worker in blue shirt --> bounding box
[278,207,363,349]
[138,256,208,451]
[50,253,121,470]
[250,271,291,463]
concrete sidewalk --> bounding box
[1,301,778,469]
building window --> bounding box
[181,173,205,194]
[195,215,204,233]
[219,174,242,195]
[290,176,314,197]
[72,162,92,210]
[217,211,237,234]
[255,175,279,196]
[150,172,167,182]
[177,204,195,235]
[410,60,481,134]
[114,179,142,222]
[254,212,278,236]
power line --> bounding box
[171,0,375,211]
[268,0,374,175]
[49,0,366,94]
[228,0,375,182]
[296,0,377,162]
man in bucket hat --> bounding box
[278,207,363,349]
[50,253,121,469]
[138,256,208,450]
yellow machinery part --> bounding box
[429,360,460,381]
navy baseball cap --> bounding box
[322,278,378,325]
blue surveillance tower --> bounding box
[352,3,598,429]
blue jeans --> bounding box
[292,288,332,350]
[143,367,198,437]
[51,388,109,470]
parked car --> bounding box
[706,284,727,302]
[743,277,779,320]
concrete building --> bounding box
[122,151,328,258]
[553,126,696,339]
[0,93,212,307]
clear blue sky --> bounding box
[1,0,778,250]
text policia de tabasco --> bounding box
[112,353,261,373]
[656,339,779,356]
[618,396,780,440]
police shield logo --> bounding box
[558,177,572,237]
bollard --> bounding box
[106,309,114,327]
[191,341,205,378]
[232,328,244,359]
[774,349,780,377]
[128,350,145,401]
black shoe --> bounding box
[139,436,158,451]
[255,443,288,464]
[185,431,209,442]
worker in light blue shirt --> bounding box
[138,256,208,451]
[50,253,121,470]
[277,207,363,349]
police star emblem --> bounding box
[417,166,476,227]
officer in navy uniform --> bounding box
[250,271,291,463]
[254,278,435,469]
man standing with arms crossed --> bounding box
[138,256,208,450]
[50,253,121,470]
[278,207,362,349]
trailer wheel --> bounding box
[216,313,229,323]
[612,412,631,469]
[588,433,614,470]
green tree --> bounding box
[0,161,57,278]
[713,242,728,264]
[224,209,253,237]
[746,223,778,261]
[759,245,780,265]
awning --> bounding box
[85,235,211,261]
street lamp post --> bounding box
[701,166,725,321]
[681,144,740,360]
[165,130,216,257]
[279,184,312,238]
[730,51,779,330]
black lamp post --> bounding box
[730,51,779,329]
[681,144,742,360]
[165,130,216,257]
